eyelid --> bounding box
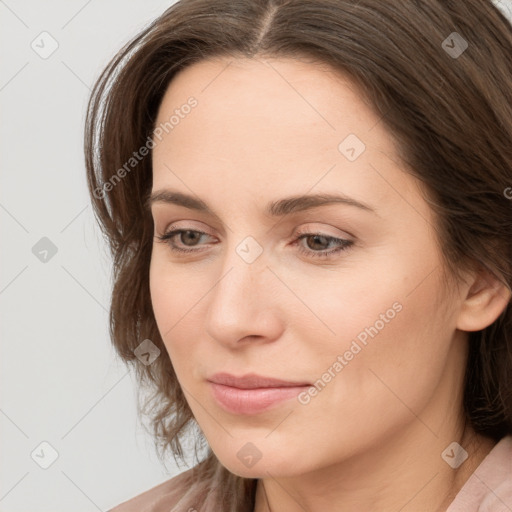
[162,221,215,236]
[153,211,227,238]
[295,223,354,240]
[160,222,353,242]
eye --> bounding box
[155,229,214,254]
[292,231,353,259]
[155,228,354,259]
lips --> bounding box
[207,373,312,414]
[207,372,311,388]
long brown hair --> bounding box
[84,1,512,509]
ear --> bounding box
[456,267,511,332]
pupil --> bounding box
[309,235,327,250]
[183,231,199,246]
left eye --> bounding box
[293,232,353,259]
[155,229,353,259]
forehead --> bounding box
[155,56,375,136]
[150,56,424,220]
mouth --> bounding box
[207,373,312,415]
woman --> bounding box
[84,0,512,510]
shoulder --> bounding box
[478,436,512,512]
[447,435,512,512]
[108,465,198,512]
[479,478,512,512]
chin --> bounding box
[214,446,309,480]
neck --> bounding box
[254,422,496,512]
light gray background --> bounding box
[0,2,184,511]
[1,1,511,511]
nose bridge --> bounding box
[211,235,267,310]
[205,235,278,343]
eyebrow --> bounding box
[146,189,376,218]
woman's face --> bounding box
[149,56,468,477]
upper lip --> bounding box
[207,372,311,389]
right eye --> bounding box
[155,229,216,254]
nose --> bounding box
[204,243,284,348]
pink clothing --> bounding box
[446,435,512,512]
[110,435,512,512]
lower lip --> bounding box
[209,382,311,415]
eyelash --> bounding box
[155,228,353,260]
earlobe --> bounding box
[456,269,511,332]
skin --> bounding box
[148,56,510,512]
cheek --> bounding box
[286,230,451,390]
[297,262,453,431]
[149,258,210,366]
